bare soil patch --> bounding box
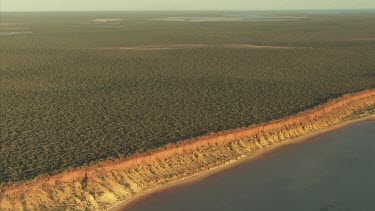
[119,44,310,50]
[222,44,308,49]
[120,44,207,50]
[0,22,22,26]
[151,16,306,22]
[0,31,32,36]
[348,37,375,41]
[92,19,121,23]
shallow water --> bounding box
[126,120,375,211]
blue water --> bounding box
[126,120,375,211]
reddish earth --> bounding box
[1,89,374,211]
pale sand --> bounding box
[119,44,311,51]
[92,19,122,23]
[110,114,375,211]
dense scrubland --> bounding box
[1,11,375,183]
[1,91,374,211]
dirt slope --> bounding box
[1,90,374,211]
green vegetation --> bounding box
[1,11,375,183]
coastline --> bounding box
[1,90,374,211]
[112,114,375,211]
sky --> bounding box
[1,0,375,12]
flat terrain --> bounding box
[1,11,375,183]
[118,43,308,50]
[92,19,122,23]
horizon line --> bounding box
[2,8,375,13]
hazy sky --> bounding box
[2,0,375,12]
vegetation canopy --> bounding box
[1,11,375,183]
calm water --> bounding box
[125,120,375,211]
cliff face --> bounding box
[1,90,375,211]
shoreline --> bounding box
[1,90,374,211]
[112,114,375,211]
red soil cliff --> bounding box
[1,90,374,211]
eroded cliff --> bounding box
[1,90,375,211]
